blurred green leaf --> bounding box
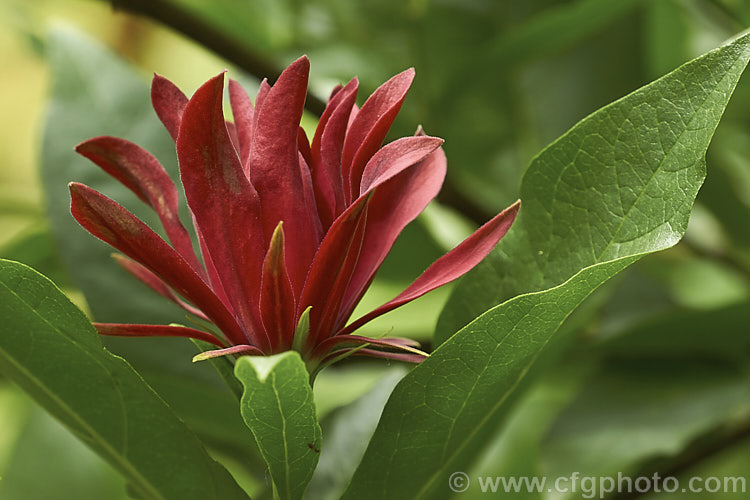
[0,259,248,500]
[540,359,750,499]
[0,225,71,288]
[342,31,750,500]
[0,404,130,500]
[235,353,321,500]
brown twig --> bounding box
[104,0,328,115]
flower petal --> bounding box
[95,323,225,348]
[260,223,296,352]
[177,72,267,348]
[228,78,254,166]
[151,74,188,141]
[312,334,426,360]
[302,136,444,340]
[69,182,248,346]
[113,254,208,320]
[340,200,521,336]
[310,78,358,227]
[338,142,447,323]
[192,344,264,362]
[359,135,443,195]
[342,68,415,201]
[248,57,319,294]
[75,136,203,274]
[299,199,369,352]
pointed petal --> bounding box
[342,68,415,201]
[228,78,254,166]
[297,127,313,168]
[69,182,247,346]
[260,223,296,352]
[338,143,447,322]
[192,344,264,362]
[298,152,324,243]
[225,120,240,153]
[312,334,426,360]
[95,323,225,348]
[248,57,319,294]
[75,136,203,274]
[320,348,426,366]
[177,72,267,348]
[340,200,521,336]
[310,78,358,227]
[299,199,369,351]
[151,74,188,141]
[359,135,443,195]
[113,254,208,320]
[301,138,445,341]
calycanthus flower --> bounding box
[69,56,520,376]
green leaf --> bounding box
[235,353,322,500]
[437,29,750,343]
[343,31,750,500]
[540,358,750,498]
[0,259,248,500]
[0,404,130,500]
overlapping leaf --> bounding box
[0,259,248,500]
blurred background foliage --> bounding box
[1,0,750,498]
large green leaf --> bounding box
[235,353,322,500]
[0,259,248,500]
[342,31,750,500]
[436,29,750,342]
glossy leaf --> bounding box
[437,29,750,341]
[235,352,322,500]
[343,31,750,500]
[0,259,248,500]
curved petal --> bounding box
[228,78,254,166]
[301,136,444,342]
[248,57,319,294]
[95,323,225,348]
[342,68,415,201]
[151,74,188,141]
[312,334,425,360]
[359,135,443,195]
[338,143,447,324]
[193,344,265,362]
[310,78,358,227]
[299,200,369,352]
[340,200,521,336]
[113,254,208,320]
[178,72,268,348]
[260,223,296,352]
[69,182,248,346]
[75,136,203,274]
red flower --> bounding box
[69,57,519,372]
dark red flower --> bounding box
[70,57,519,373]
